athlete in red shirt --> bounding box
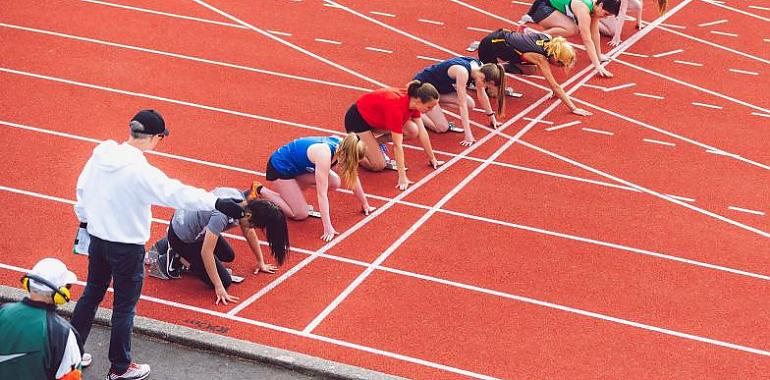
[344,81,444,191]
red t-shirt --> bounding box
[356,87,421,134]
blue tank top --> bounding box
[269,136,341,177]
[413,57,481,94]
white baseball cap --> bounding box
[27,258,77,294]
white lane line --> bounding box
[748,5,770,11]
[751,112,770,118]
[0,23,371,93]
[0,67,356,137]
[418,18,444,25]
[765,39,770,43]
[467,26,494,33]
[728,68,759,76]
[666,194,695,202]
[451,0,521,26]
[697,19,727,27]
[79,0,246,29]
[620,51,649,58]
[659,22,686,29]
[703,0,770,22]
[581,127,614,136]
[657,25,770,65]
[642,138,676,147]
[674,59,703,67]
[633,92,665,100]
[582,83,605,90]
[615,58,770,115]
[519,141,770,239]
[0,262,500,380]
[266,30,292,37]
[369,11,396,17]
[364,46,393,54]
[546,120,581,131]
[525,74,546,80]
[417,55,443,62]
[603,83,636,92]
[314,38,342,45]
[512,1,532,5]
[523,117,553,125]
[692,102,724,109]
[571,99,770,171]
[710,30,739,37]
[192,0,385,89]
[652,49,684,58]
[14,184,770,289]
[705,149,740,158]
[728,206,766,216]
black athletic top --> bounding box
[479,29,550,65]
[413,57,481,94]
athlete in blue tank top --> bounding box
[259,134,375,242]
[269,136,341,178]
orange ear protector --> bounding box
[21,274,71,305]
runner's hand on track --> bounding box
[396,176,413,191]
[597,67,614,78]
[255,263,277,274]
[321,224,339,242]
[430,159,445,170]
[362,205,376,216]
[215,286,239,305]
[571,108,592,116]
[608,38,621,47]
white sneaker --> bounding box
[519,14,534,24]
[80,353,92,368]
[105,363,150,380]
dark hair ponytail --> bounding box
[406,80,439,103]
[246,200,289,265]
[479,63,506,118]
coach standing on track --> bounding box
[71,109,246,380]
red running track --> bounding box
[1,0,769,378]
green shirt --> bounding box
[0,299,81,380]
[549,0,594,20]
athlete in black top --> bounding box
[478,29,591,116]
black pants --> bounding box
[167,223,234,289]
[71,235,144,373]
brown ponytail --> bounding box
[479,63,506,118]
[335,133,366,189]
[406,80,439,103]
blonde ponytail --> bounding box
[336,133,365,189]
[542,36,576,69]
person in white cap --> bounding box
[70,109,246,380]
[0,258,82,380]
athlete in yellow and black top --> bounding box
[477,29,592,116]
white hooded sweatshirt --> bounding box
[74,140,216,244]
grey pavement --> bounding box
[82,324,314,380]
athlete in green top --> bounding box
[521,0,621,78]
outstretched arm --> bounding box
[609,0,630,46]
[414,116,445,169]
[201,229,239,305]
[575,2,612,77]
[239,219,277,273]
[525,53,591,116]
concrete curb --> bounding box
[0,285,406,380]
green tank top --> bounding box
[549,0,594,17]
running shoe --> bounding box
[105,363,150,380]
[80,353,92,368]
